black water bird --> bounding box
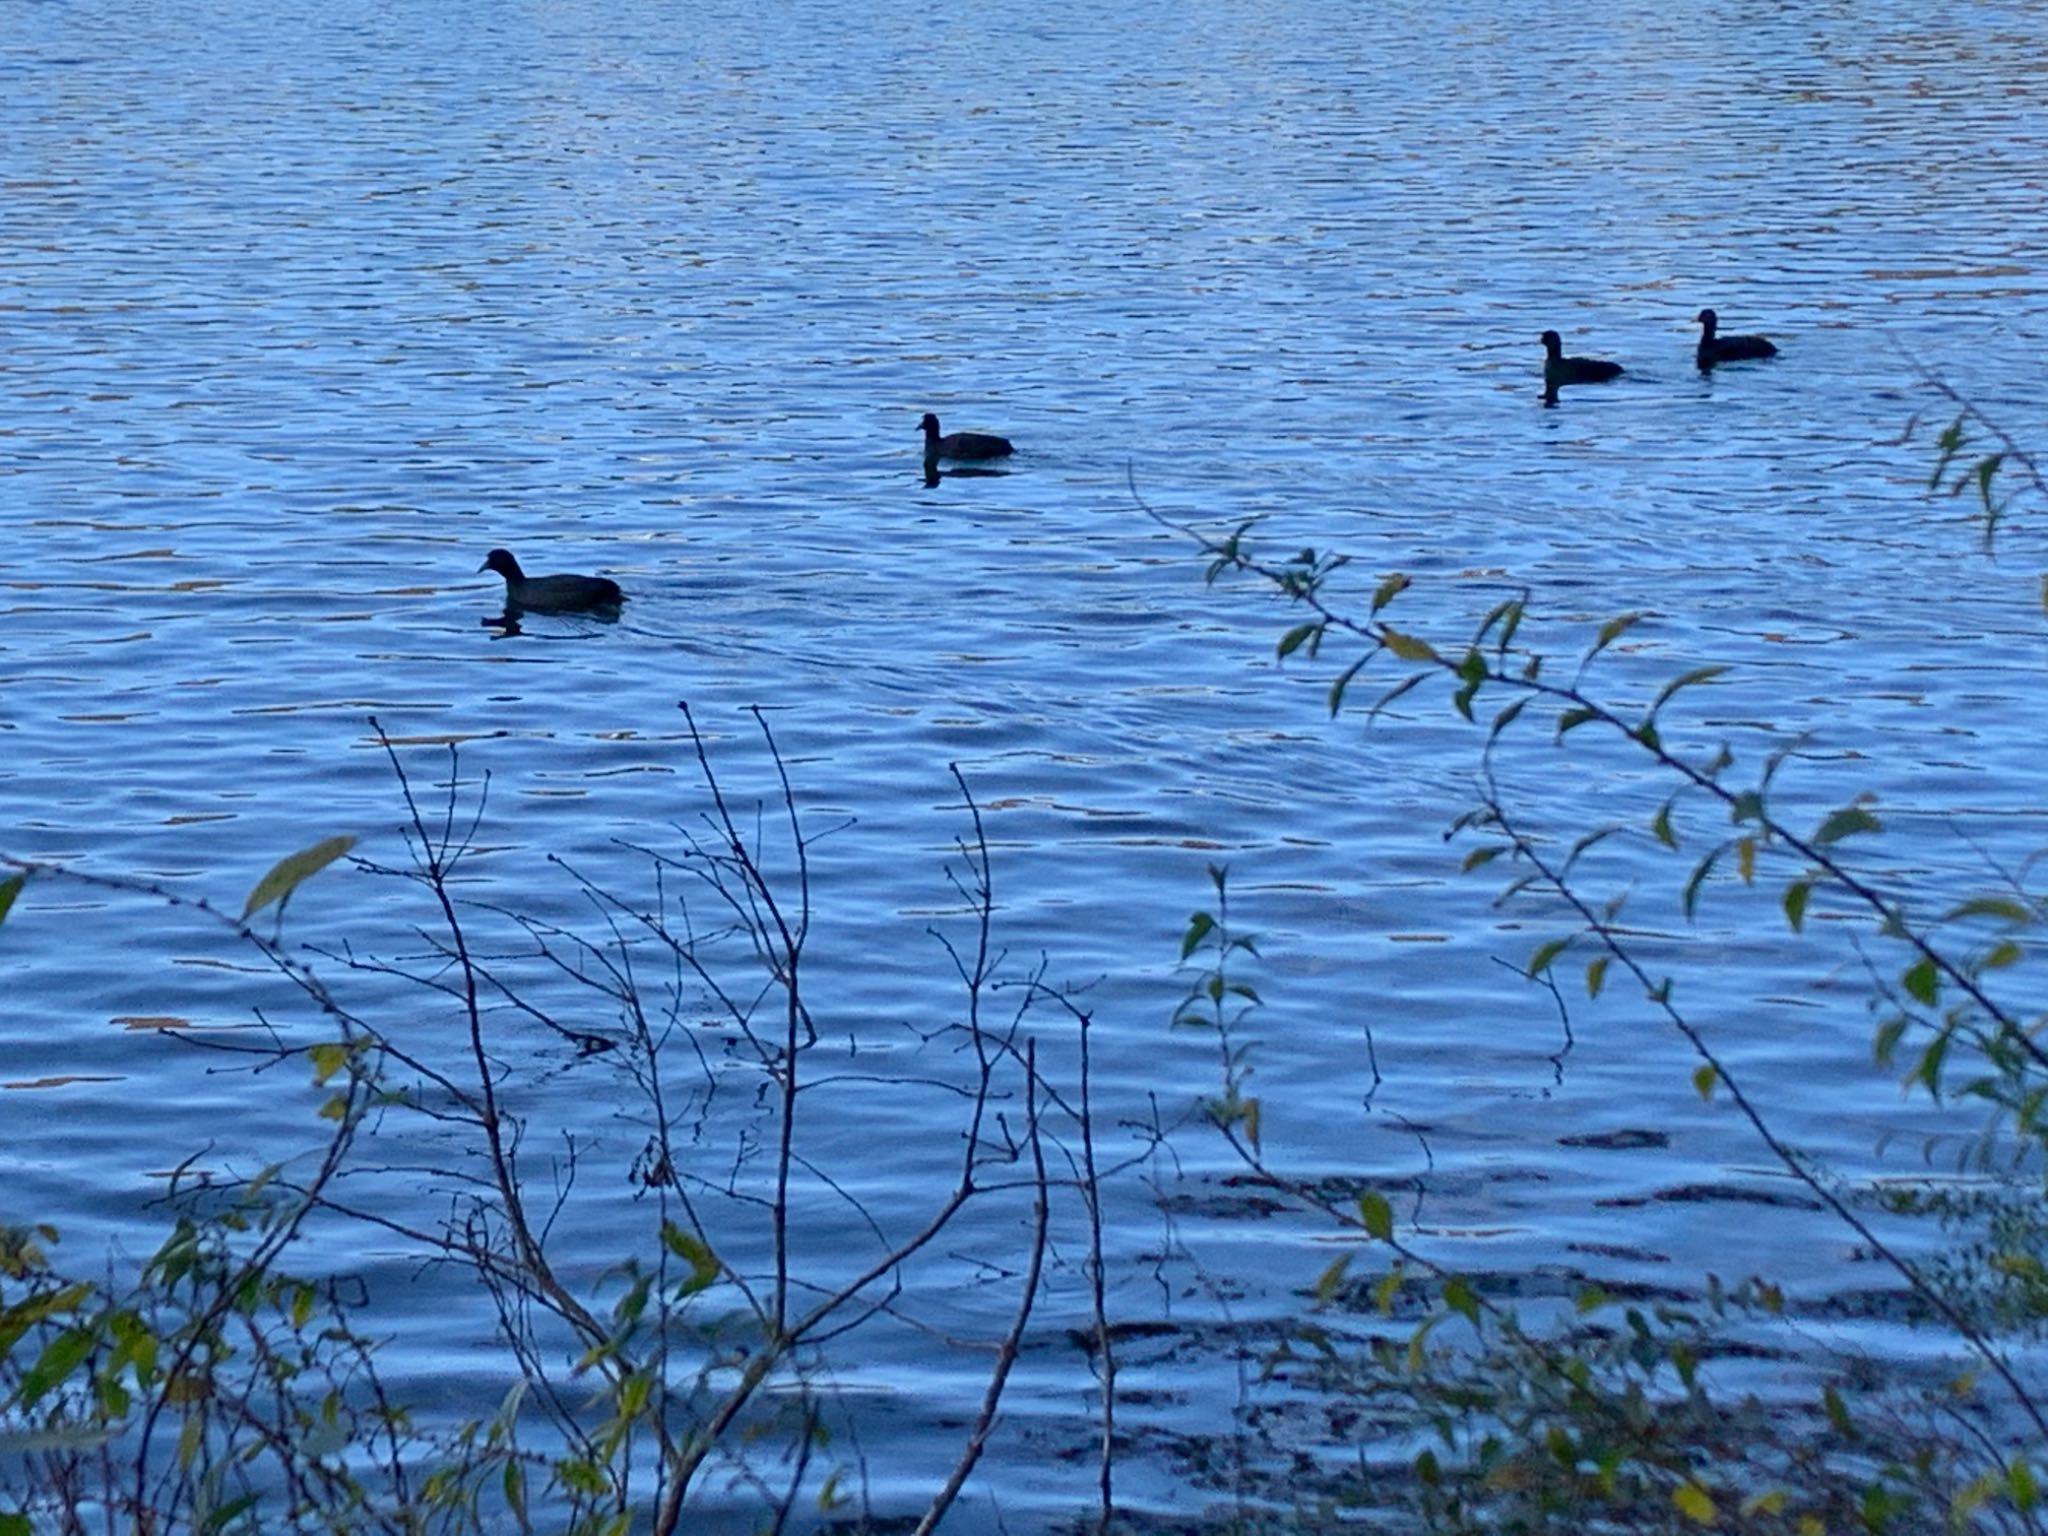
[920,412,1014,462]
[1539,330,1624,403]
[1694,308,1778,370]
[479,548,624,614]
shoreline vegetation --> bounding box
[3,394,2045,1532]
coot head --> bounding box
[480,548,523,579]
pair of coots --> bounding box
[1540,308,1779,402]
[481,410,1020,613]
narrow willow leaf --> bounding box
[1692,1064,1718,1101]
[1651,664,1730,712]
[242,835,358,921]
[1902,956,1938,1007]
[1461,846,1506,873]
[1528,937,1568,976]
[1636,719,1660,751]
[1380,629,1436,663]
[1823,1385,1853,1434]
[1682,847,1722,919]
[1585,955,1609,999]
[1735,837,1755,885]
[1928,415,1966,488]
[1358,1191,1394,1242]
[1242,1097,1261,1150]
[1367,671,1428,722]
[1312,1254,1352,1302]
[1912,1033,1950,1093]
[1489,697,1528,739]
[1276,622,1319,660]
[1370,572,1411,615]
[0,872,24,929]
[1575,1285,1609,1314]
[1179,910,1215,960]
[1872,1015,1908,1067]
[1975,453,2005,512]
[1783,880,1812,933]
[1473,596,1517,645]
[1812,806,1881,847]
[1587,611,1644,661]
[1556,706,1598,738]
[1728,790,1764,824]
[1650,800,1678,849]
[1982,939,2023,971]
[1944,896,2032,925]
[1327,655,1370,717]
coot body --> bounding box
[920,412,1014,461]
[1540,329,1624,402]
[479,548,624,613]
[1695,308,1778,369]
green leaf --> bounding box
[1902,956,1938,1007]
[309,1042,349,1087]
[1312,1254,1352,1302]
[1823,1384,1854,1435]
[1461,846,1505,873]
[1527,937,1568,977]
[660,1223,721,1295]
[1944,896,2032,925]
[1682,846,1722,919]
[1651,665,1730,712]
[1369,572,1410,615]
[1441,1276,1480,1327]
[1673,1480,1718,1525]
[1783,880,1811,933]
[1358,1191,1394,1242]
[1872,1015,1908,1067]
[1556,707,1598,738]
[1588,611,1644,661]
[1327,656,1370,717]
[1380,629,1436,664]
[1929,414,1966,488]
[1276,622,1319,660]
[1811,806,1881,847]
[1982,939,2023,971]
[1489,697,1529,739]
[0,873,25,930]
[1691,1064,1718,1101]
[1976,452,2006,511]
[1179,911,1215,960]
[1650,800,1678,849]
[242,835,358,921]
[1585,955,1609,999]
[2009,1457,2039,1512]
[1367,672,1427,722]
[17,1326,97,1410]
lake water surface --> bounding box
[5,0,2048,1526]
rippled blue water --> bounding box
[5,0,2048,1525]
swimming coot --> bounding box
[1540,330,1624,402]
[920,412,1014,462]
[479,548,624,614]
[1695,308,1778,370]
